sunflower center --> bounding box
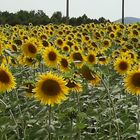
[57,39,63,46]
[73,52,83,61]
[0,70,10,83]
[66,80,76,88]
[26,58,33,63]
[48,51,57,61]
[88,55,95,63]
[28,44,37,54]
[131,73,140,87]
[12,45,17,52]
[42,40,49,47]
[41,79,61,96]
[133,30,138,36]
[119,61,128,70]
[63,46,69,51]
[99,57,106,62]
[61,58,68,68]
[104,41,109,46]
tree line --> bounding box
[0,10,110,26]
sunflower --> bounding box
[43,46,60,68]
[86,51,97,65]
[98,56,109,65]
[109,32,116,39]
[55,38,65,48]
[80,65,101,86]
[42,40,50,48]
[114,57,132,75]
[66,79,82,92]
[59,56,70,72]
[33,72,69,106]
[25,83,35,98]
[102,39,111,51]
[0,65,16,92]
[62,45,70,53]
[70,50,85,67]
[22,39,39,58]
[124,70,140,95]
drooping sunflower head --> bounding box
[23,82,35,98]
[0,65,16,93]
[43,46,60,68]
[124,70,140,95]
[42,40,50,48]
[71,50,83,62]
[66,79,82,92]
[98,56,109,65]
[80,65,101,85]
[59,56,70,72]
[33,72,69,106]
[71,50,85,68]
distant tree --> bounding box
[51,11,62,24]
[0,10,110,25]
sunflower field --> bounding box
[0,22,140,140]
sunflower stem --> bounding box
[76,92,81,140]
[101,77,121,140]
[48,105,52,140]
[70,118,73,140]
[137,95,140,139]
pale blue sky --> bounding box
[0,0,139,21]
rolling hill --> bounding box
[114,17,140,24]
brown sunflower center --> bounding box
[99,57,106,62]
[81,66,95,80]
[119,61,128,70]
[48,51,57,61]
[0,70,10,83]
[63,46,69,51]
[28,44,37,54]
[133,30,138,36]
[41,79,61,96]
[42,40,49,47]
[131,73,140,87]
[61,58,68,68]
[66,80,77,88]
[110,33,115,38]
[73,52,83,61]
[104,41,109,46]
[88,55,95,63]
[12,45,17,52]
[26,58,33,63]
[57,39,63,46]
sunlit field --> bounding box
[0,22,140,140]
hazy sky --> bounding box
[0,0,139,21]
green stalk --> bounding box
[0,97,20,139]
[137,95,140,140]
[48,105,52,140]
[76,92,81,140]
[70,118,73,140]
[101,77,121,140]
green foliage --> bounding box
[0,10,110,26]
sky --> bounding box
[0,0,139,21]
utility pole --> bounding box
[66,0,69,24]
[122,0,124,24]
